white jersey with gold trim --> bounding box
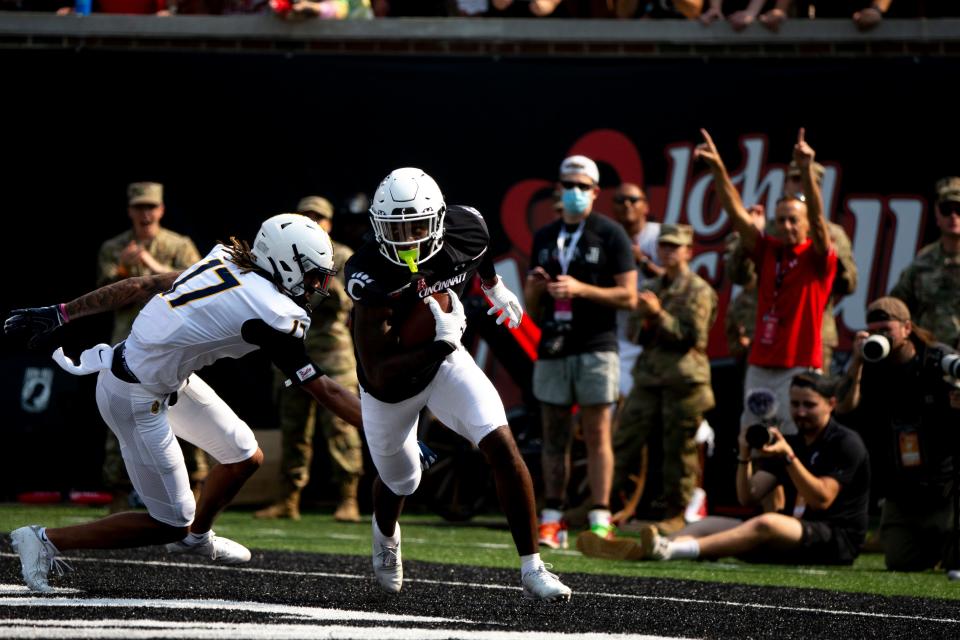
[124,245,310,394]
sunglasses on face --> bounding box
[776,192,807,205]
[561,180,594,192]
[938,202,960,217]
[613,194,645,204]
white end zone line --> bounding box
[1,552,957,626]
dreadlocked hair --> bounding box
[223,237,260,273]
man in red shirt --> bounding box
[697,128,837,434]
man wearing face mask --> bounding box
[525,155,637,547]
[837,297,959,572]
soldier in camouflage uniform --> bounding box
[612,224,718,533]
[890,177,960,347]
[725,161,858,373]
[96,182,205,512]
[255,196,363,522]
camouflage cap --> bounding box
[787,160,826,185]
[936,177,960,204]
[866,296,911,323]
[658,223,694,246]
[296,196,334,219]
[128,182,163,206]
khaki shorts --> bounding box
[533,351,619,407]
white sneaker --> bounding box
[10,525,71,593]
[521,564,572,602]
[165,531,251,565]
[640,524,671,560]
[372,518,402,594]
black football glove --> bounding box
[418,440,438,472]
[4,305,67,348]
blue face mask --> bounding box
[562,187,592,215]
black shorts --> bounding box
[740,520,860,566]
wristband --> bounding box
[785,453,796,465]
[58,303,70,323]
[737,458,751,465]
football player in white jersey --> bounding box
[4,214,362,593]
[344,168,571,602]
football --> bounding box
[398,292,451,348]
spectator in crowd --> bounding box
[699,0,785,30]
[741,0,895,31]
[580,372,871,566]
[724,239,758,365]
[726,160,858,374]
[890,177,960,348]
[345,167,571,601]
[6,214,362,593]
[56,0,171,14]
[96,182,207,513]
[698,128,836,435]
[601,224,717,535]
[612,182,663,402]
[491,0,562,16]
[836,297,959,571]
[272,0,371,19]
[613,0,703,19]
[255,196,364,523]
[524,155,637,546]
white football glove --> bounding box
[425,289,467,350]
[482,277,523,329]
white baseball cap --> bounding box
[559,155,599,185]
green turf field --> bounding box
[2,504,957,601]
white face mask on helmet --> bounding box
[369,167,446,273]
[250,213,337,298]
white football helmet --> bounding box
[251,213,337,298]
[369,167,446,271]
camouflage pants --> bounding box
[103,433,208,491]
[612,383,714,511]
[275,369,363,492]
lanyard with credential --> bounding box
[556,221,586,276]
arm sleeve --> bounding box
[241,318,325,386]
[654,283,718,351]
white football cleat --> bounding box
[10,525,71,593]
[372,518,402,594]
[165,532,251,565]
[640,524,671,561]
[521,564,572,602]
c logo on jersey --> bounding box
[347,272,374,300]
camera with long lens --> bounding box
[745,423,776,449]
[861,334,891,363]
[924,345,960,380]
[743,387,779,450]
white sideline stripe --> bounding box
[2,553,957,626]
[0,619,677,640]
[0,597,472,624]
[578,590,960,626]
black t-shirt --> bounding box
[344,204,489,402]
[759,419,870,544]
[846,340,958,504]
[529,213,635,359]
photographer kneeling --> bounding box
[837,297,960,572]
[581,372,870,564]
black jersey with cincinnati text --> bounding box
[344,204,489,402]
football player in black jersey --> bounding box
[345,167,571,602]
